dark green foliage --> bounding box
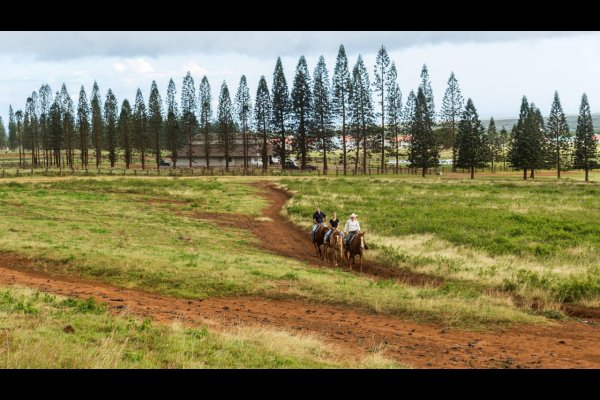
[456,98,488,179]
[181,71,197,168]
[133,89,148,169]
[118,99,133,168]
[403,91,416,165]
[332,45,352,175]
[0,116,6,148]
[77,86,90,168]
[217,81,235,170]
[291,56,313,169]
[374,45,391,171]
[573,93,597,181]
[271,57,291,168]
[386,62,403,173]
[8,105,17,150]
[49,94,62,167]
[350,55,374,174]
[235,75,252,169]
[104,89,118,168]
[409,87,438,176]
[254,76,271,171]
[312,56,335,173]
[546,91,571,178]
[419,65,435,122]
[148,81,163,170]
[165,79,180,168]
[90,82,103,167]
[199,76,213,168]
[60,84,76,169]
[440,72,464,171]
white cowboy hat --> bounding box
[350,213,358,218]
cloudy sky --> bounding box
[1,31,598,126]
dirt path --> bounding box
[189,181,443,287]
[1,180,599,368]
[0,259,598,369]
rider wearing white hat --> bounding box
[343,212,361,248]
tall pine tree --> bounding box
[574,93,597,182]
[181,72,197,168]
[133,89,148,169]
[235,75,252,169]
[291,56,313,169]
[419,65,435,122]
[509,96,531,180]
[332,45,352,175]
[312,55,334,173]
[198,76,213,168]
[350,55,374,174]
[403,90,416,167]
[148,81,163,170]
[61,84,76,169]
[49,95,62,167]
[119,99,133,168]
[409,87,438,177]
[547,91,571,178]
[0,117,6,148]
[374,45,391,172]
[386,62,402,173]
[104,89,118,168]
[456,99,488,179]
[271,57,291,168]
[487,117,502,171]
[217,81,235,171]
[39,84,53,167]
[8,106,16,151]
[165,79,180,168]
[90,81,103,168]
[440,72,464,171]
[77,86,90,168]
[254,76,271,171]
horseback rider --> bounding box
[324,212,343,244]
[311,206,326,241]
[343,212,361,249]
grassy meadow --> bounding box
[0,286,397,368]
[0,176,545,328]
[282,176,600,307]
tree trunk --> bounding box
[322,137,328,174]
[362,124,367,175]
[262,130,268,172]
[523,168,527,180]
[451,121,457,172]
[585,167,589,182]
[470,165,474,179]
[557,145,561,179]
[342,107,347,175]
[280,126,286,170]
[422,166,426,177]
[530,168,534,179]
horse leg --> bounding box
[359,253,363,272]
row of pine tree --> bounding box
[1,45,597,179]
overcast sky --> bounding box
[1,31,598,127]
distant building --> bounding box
[177,139,275,167]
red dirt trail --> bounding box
[0,181,599,368]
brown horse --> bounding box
[325,229,344,267]
[344,231,366,271]
[312,224,328,259]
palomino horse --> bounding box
[344,231,366,271]
[325,229,344,267]
[312,224,328,259]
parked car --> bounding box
[302,164,318,171]
[159,159,171,167]
[284,160,300,170]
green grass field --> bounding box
[282,176,600,306]
[2,173,598,367]
[0,286,397,368]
